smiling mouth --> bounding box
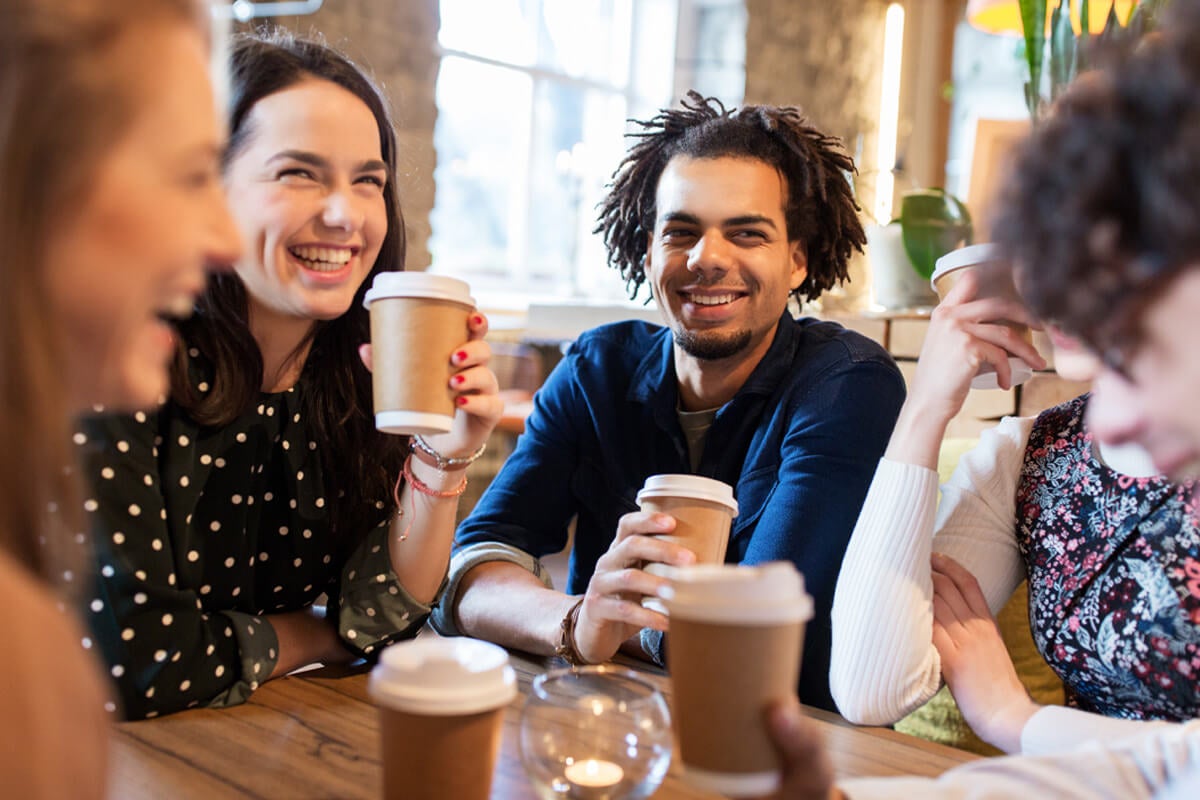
[681,290,745,307]
[289,245,354,272]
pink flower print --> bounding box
[1184,558,1200,600]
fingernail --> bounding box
[452,374,465,386]
[656,584,675,600]
[472,314,484,326]
[453,350,468,364]
[456,396,468,406]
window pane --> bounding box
[439,0,539,67]
[429,57,533,278]
[539,0,632,86]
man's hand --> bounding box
[572,511,696,664]
[760,697,842,800]
[931,553,1041,753]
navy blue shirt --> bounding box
[448,313,904,710]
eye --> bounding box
[355,174,387,189]
[277,167,317,182]
[731,229,768,242]
[660,227,696,243]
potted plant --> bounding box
[867,188,973,310]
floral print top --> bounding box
[1016,394,1200,720]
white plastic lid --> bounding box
[636,474,739,516]
[363,272,475,308]
[368,637,516,714]
[930,243,1004,290]
[664,562,812,625]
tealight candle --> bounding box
[564,758,624,789]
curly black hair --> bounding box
[995,2,1200,368]
[594,91,865,303]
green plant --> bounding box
[895,189,973,280]
[1019,0,1171,119]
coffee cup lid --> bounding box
[363,272,475,309]
[368,637,516,714]
[930,243,1003,290]
[636,474,739,516]
[663,562,812,624]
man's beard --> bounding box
[673,327,753,360]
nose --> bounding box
[686,230,732,279]
[320,187,362,233]
[1087,368,1150,447]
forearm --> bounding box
[387,457,466,604]
[454,561,577,656]
[884,395,955,469]
[266,608,354,679]
[831,459,943,723]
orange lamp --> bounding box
[965,0,1138,35]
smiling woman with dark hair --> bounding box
[78,30,503,720]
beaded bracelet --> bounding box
[391,453,468,542]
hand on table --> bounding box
[573,511,696,664]
[759,697,842,800]
[931,552,1040,753]
[359,311,502,459]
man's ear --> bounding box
[789,241,808,291]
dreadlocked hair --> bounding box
[595,91,865,303]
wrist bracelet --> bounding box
[410,435,486,471]
[554,596,589,666]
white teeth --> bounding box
[688,293,737,306]
[290,245,353,270]
[158,295,195,319]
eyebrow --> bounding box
[268,150,388,173]
[660,211,778,230]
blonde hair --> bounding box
[0,0,205,577]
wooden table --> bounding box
[111,651,977,799]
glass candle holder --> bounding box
[519,665,672,800]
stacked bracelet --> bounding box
[409,435,486,471]
[391,453,468,542]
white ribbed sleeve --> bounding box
[830,416,1033,725]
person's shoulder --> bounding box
[570,319,668,360]
[0,551,110,796]
[791,316,894,363]
[788,316,899,376]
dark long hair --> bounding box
[172,29,408,545]
[595,91,865,303]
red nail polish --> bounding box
[454,350,468,363]
[472,314,484,326]
[456,396,468,406]
[452,374,465,386]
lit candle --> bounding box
[564,758,624,789]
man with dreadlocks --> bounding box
[431,93,905,710]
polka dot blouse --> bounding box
[76,349,428,719]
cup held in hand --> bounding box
[363,272,475,435]
[932,244,1035,390]
[636,474,738,613]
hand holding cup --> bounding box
[571,511,698,665]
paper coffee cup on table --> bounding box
[369,637,516,800]
[665,562,812,797]
[636,474,738,613]
[931,243,1034,390]
[363,272,475,434]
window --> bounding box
[430,0,746,302]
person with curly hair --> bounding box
[431,92,905,710]
[765,5,1200,797]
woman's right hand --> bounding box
[572,511,696,664]
[907,271,1047,425]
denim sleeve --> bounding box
[433,350,588,625]
[741,357,905,711]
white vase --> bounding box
[865,223,938,311]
